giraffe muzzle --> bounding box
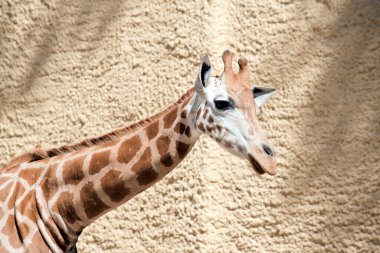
[247,143,277,175]
[248,154,266,175]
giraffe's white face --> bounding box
[194,52,277,175]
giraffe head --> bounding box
[194,50,277,175]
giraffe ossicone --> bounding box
[0,50,277,252]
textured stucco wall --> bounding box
[1,0,379,252]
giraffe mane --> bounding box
[2,88,195,170]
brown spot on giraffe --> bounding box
[40,178,50,201]
[56,192,82,224]
[118,135,142,164]
[7,185,18,210]
[163,107,178,129]
[16,191,36,222]
[196,109,201,121]
[131,147,152,173]
[15,182,26,200]
[29,231,51,252]
[198,122,206,132]
[16,221,30,240]
[224,141,233,149]
[160,153,174,167]
[176,141,190,159]
[81,182,109,220]
[89,150,111,175]
[2,216,22,248]
[185,126,191,138]
[174,122,186,135]
[206,125,214,133]
[136,167,158,186]
[145,120,159,140]
[202,108,209,119]
[174,123,179,134]
[0,182,12,201]
[40,172,58,202]
[19,168,43,186]
[208,115,214,124]
[156,135,171,156]
[101,169,130,202]
[62,156,85,185]
[180,109,187,119]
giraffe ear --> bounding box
[252,85,277,108]
[195,53,212,95]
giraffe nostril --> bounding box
[262,144,275,157]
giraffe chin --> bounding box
[248,155,266,175]
[248,154,278,176]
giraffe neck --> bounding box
[36,88,203,249]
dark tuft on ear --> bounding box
[200,63,211,87]
[252,87,265,98]
[252,86,276,98]
[195,53,212,95]
[252,85,277,109]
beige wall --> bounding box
[1,0,379,252]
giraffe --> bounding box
[0,50,277,252]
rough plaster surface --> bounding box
[1,0,379,252]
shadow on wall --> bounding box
[296,0,379,195]
[0,0,122,113]
[278,0,380,246]
[286,0,380,171]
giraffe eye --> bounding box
[214,100,233,111]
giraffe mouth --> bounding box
[248,155,266,175]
